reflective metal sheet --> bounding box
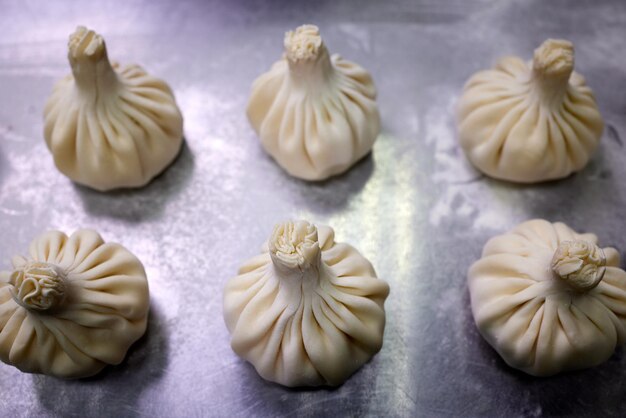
[1,0,626,416]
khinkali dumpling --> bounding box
[457,39,604,183]
[0,229,150,378]
[223,220,389,386]
[44,26,184,191]
[247,25,380,181]
[468,219,626,376]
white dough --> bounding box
[247,25,380,181]
[457,39,604,183]
[0,229,150,378]
[468,219,626,376]
[44,26,184,191]
[223,220,389,386]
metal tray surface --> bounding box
[1,0,626,416]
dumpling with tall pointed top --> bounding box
[44,26,184,191]
[223,220,390,386]
[247,25,380,181]
[457,39,604,183]
[0,229,150,378]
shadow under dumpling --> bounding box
[33,301,170,416]
[74,140,195,222]
[287,151,375,214]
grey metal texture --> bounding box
[1,0,625,416]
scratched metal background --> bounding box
[1,0,625,416]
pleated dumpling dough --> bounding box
[469,219,626,376]
[0,229,150,378]
[457,39,604,183]
[44,26,184,191]
[247,25,380,181]
[223,220,389,386]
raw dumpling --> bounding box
[468,219,626,376]
[0,229,150,378]
[44,26,184,191]
[247,25,380,181]
[223,220,389,386]
[457,39,604,183]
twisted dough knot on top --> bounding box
[269,220,321,270]
[9,259,67,311]
[551,240,606,291]
[284,25,323,62]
